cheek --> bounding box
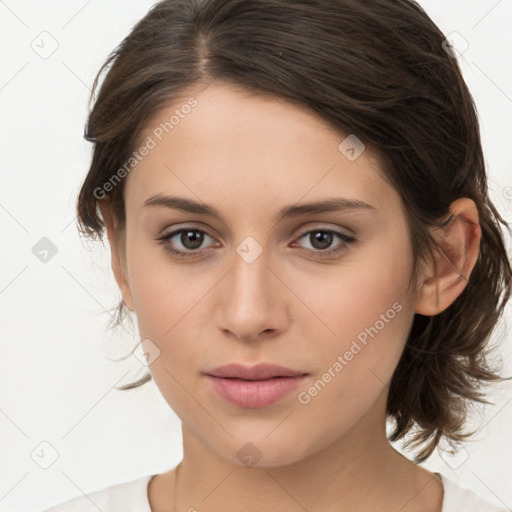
[124,237,219,372]
[125,232,195,331]
[292,229,415,400]
[125,246,208,413]
[298,226,413,345]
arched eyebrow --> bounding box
[142,194,377,224]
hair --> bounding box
[76,0,511,463]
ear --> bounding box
[415,198,481,316]
[98,199,135,312]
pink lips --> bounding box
[205,363,308,408]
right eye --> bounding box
[157,228,219,259]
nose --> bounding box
[217,246,288,343]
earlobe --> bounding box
[98,199,136,313]
[415,198,481,316]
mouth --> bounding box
[205,363,308,408]
[206,362,308,380]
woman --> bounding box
[43,0,511,510]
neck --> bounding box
[171,392,442,512]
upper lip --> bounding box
[206,363,308,380]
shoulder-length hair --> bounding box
[76,0,511,462]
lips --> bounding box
[205,363,308,408]
[206,363,307,380]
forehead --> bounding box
[124,82,398,218]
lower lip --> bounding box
[206,375,307,408]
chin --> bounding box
[206,429,315,469]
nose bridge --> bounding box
[231,235,273,308]
[219,235,281,338]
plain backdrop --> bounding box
[0,1,511,511]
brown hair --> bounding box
[77,0,511,462]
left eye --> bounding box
[157,228,355,260]
[294,229,354,252]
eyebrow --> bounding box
[143,194,376,223]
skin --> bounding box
[99,81,481,512]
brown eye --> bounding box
[292,229,356,259]
[157,227,356,261]
[157,228,217,259]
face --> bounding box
[110,81,423,467]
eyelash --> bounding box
[157,227,356,261]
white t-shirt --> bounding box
[41,472,508,512]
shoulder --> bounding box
[439,473,509,512]
[40,474,155,512]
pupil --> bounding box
[182,230,203,249]
[312,231,332,250]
